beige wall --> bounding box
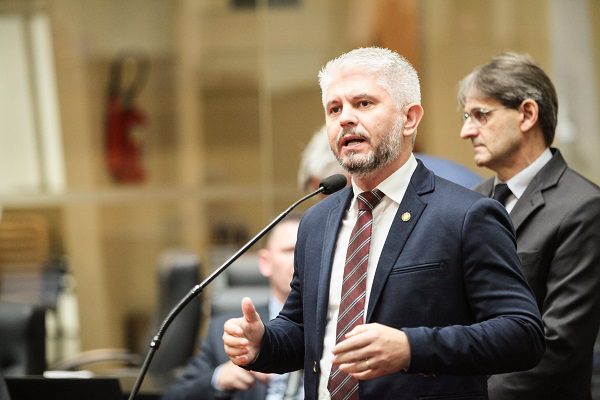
[419,0,550,179]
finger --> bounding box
[334,324,375,352]
[241,297,260,323]
[233,369,256,386]
[350,369,375,380]
[344,323,369,338]
[232,379,255,391]
[224,343,249,357]
[228,372,255,391]
[219,364,255,390]
[223,317,245,337]
[229,354,253,366]
[222,332,250,348]
[332,337,359,355]
[231,380,252,391]
[338,357,374,376]
[332,333,369,357]
[251,371,272,384]
[333,352,366,368]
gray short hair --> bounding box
[457,52,558,146]
[318,47,421,110]
[297,125,344,191]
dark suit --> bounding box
[474,149,600,400]
[249,161,544,399]
[162,306,270,400]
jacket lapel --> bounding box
[476,178,495,198]
[366,162,432,322]
[510,149,566,231]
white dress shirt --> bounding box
[318,155,418,399]
[496,148,552,213]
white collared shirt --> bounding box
[496,148,552,213]
[318,155,418,399]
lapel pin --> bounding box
[401,211,411,222]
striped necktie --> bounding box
[328,189,384,400]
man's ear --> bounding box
[258,248,272,278]
[403,103,424,138]
[520,99,539,132]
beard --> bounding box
[335,118,404,176]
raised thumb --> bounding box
[241,297,260,324]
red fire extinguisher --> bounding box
[105,51,150,183]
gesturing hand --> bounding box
[331,323,411,380]
[223,297,265,366]
[215,361,273,391]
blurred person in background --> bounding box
[162,215,303,400]
[459,52,600,400]
[298,125,349,194]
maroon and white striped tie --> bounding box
[328,189,384,400]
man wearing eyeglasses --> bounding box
[459,52,600,400]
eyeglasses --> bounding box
[462,107,503,127]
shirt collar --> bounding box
[269,296,284,320]
[495,148,552,199]
[351,154,418,205]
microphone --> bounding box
[319,173,347,195]
[127,174,347,400]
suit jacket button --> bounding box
[313,361,319,373]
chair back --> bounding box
[0,370,11,400]
[147,251,202,378]
[210,252,269,315]
[0,302,46,376]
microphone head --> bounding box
[319,174,348,195]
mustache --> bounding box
[336,128,369,145]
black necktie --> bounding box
[492,183,512,206]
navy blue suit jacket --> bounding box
[249,161,544,399]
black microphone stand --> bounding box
[127,185,331,400]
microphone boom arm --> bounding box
[127,181,338,400]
